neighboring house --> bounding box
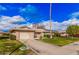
[59,32,69,37]
[0,32,4,36]
[10,26,49,40]
[0,32,9,36]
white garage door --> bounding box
[20,32,29,40]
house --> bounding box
[10,26,35,40]
[32,24,51,39]
[0,31,9,36]
[10,26,49,40]
[0,32,4,36]
[34,28,49,39]
[59,31,69,37]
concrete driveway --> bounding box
[20,39,77,55]
[62,41,79,52]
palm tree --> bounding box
[49,3,53,38]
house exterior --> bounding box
[59,31,69,37]
[60,32,69,37]
[10,26,35,40]
[0,31,9,36]
[10,26,49,40]
[0,32,4,36]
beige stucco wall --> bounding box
[60,33,69,37]
[19,31,34,40]
[11,28,47,40]
[12,31,35,41]
[0,34,3,36]
[35,32,44,39]
[11,31,16,35]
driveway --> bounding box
[62,41,79,51]
[20,39,77,55]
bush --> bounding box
[10,34,16,40]
[53,32,60,37]
[0,34,10,39]
[44,34,50,38]
[0,36,9,39]
[0,33,16,40]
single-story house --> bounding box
[59,31,69,37]
[0,31,9,36]
[10,26,49,40]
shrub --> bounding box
[0,34,10,39]
[10,34,16,40]
[44,34,50,38]
[54,32,60,37]
[0,36,9,39]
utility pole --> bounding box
[49,3,53,39]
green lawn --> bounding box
[40,37,79,46]
[0,39,34,55]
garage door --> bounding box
[20,32,29,40]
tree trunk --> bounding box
[49,3,53,39]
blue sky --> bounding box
[42,3,79,31]
[0,3,79,32]
[0,3,50,32]
[0,3,50,23]
[52,3,79,22]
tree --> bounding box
[9,34,16,40]
[66,25,79,36]
[49,3,53,38]
[54,31,60,37]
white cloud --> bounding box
[1,11,79,32]
[39,18,79,31]
[19,4,37,14]
[0,15,27,31]
[0,16,25,23]
[70,12,79,18]
[0,17,79,32]
[38,12,79,32]
[39,20,62,31]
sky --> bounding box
[0,3,50,22]
[52,3,79,22]
[0,3,79,32]
[51,3,79,31]
[0,3,50,32]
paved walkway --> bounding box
[20,39,77,55]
